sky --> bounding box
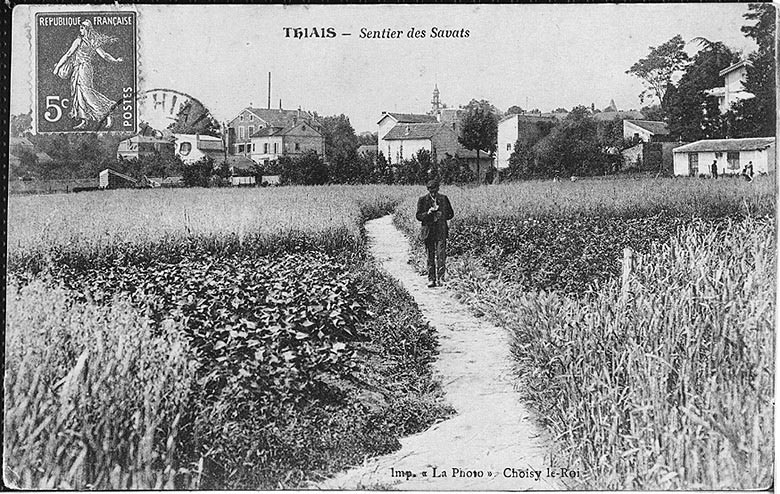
[12,4,759,133]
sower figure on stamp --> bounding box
[416,179,454,288]
[53,20,123,130]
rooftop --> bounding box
[383,123,447,140]
[719,60,749,77]
[625,119,669,135]
[673,137,775,153]
[594,110,645,122]
[243,107,316,127]
[379,112,438,125]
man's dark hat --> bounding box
[426,179,440,188]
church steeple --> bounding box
[431,84,441,114]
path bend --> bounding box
[316,215,563,490]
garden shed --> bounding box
[673,137,775,177]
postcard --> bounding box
[6,3,775,490]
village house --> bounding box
[623,120,670,142]
[497,113,557,170]
[705,60,755,114]
[226,105,319,157]
[116,135,175,160]
[620,119,680,171]
[249,121,324,165]
[378,86,493,178]
[672,137,775,177]
[173,134,225,164]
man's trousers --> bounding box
[425,236,447,283]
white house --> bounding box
[173,134,224,164]
[705,61,755,114]
[623,120,669,142]
[377,112,438,159]
[497,113,557,169]
[672,137,774,176]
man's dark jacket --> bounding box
[416,192,454,241]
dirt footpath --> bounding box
[316,215,564,490]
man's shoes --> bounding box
[427,281,437,288]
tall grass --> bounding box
[7,185,418,274]
[4,281,196,489]
[447,217,774,489]
[395,177,773,233]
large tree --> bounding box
[724,3,776,137]
[627,35,690,108]
[534,106,607,177]
[320,114,360,183]
[458,99,498,182]
[665,42,739,141]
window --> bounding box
[179,142,192,156]
[239,126,245,140]
[240,114,244,122]
[506,143,511,151]
[248,126,254,137]
[727,151,740,170]
[252,143,256,152]
[264,143,269,153]
[250,114,254,121]
[688,153,699,176]
[273,143,278,154]
[295,143,300,151]
[238,144,245,153]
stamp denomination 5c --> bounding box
[35,11,137,133]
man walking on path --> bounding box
[416,179,454,288]
[711,160,718,178]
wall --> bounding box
[497,116,519,170]
[249,136,284,164]
[282,122,324,157]
[385,138,431,164]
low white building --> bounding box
[672,137,775,176]
[173,134,225,164]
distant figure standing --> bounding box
[742,161,754,182]
[711,160,718,178]
[416,179,454,288]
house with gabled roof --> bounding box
[623,120,670,142]
[381,121,493,178]
[227,105,319,156]
[705,60,755,113]
[249,120,324,165]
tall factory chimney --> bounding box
[267,72,271,110]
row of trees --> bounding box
[253,149,475,186]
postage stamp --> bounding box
[35,11,137,133]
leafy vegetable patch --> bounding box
[56,252,373,407]
[448,214,732,294]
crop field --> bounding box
[396,176,775,489]
[6,185,452,489]
[6,176,774,490]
